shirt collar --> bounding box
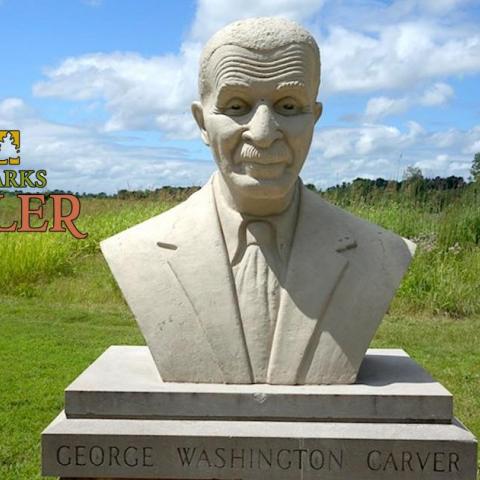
[213,173,300,265]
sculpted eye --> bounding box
[275,97,301,116]
[223,98,250,116]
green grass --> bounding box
[338,200,480,317]
[2,187,479,315]
[0,257,144,480]
[0,196,175,294]
[0,254,478,479]
[0,191,479,478]
[373,315,480,441]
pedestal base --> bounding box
[45,412,476,479]
[42,347,478,479]
[62,347,454,424]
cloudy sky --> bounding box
[1,0,479,193]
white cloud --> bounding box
[32,1,480,138]
[190,0,326,41]
[305,120,479,187]
[365,96,409,120]
[34,44,202,139]
[311,122,421,160]
[362,82,454,120]
[0,98,214,193]
[415,153,450,171]
[18,0,480,191]
[430,126,480,153]
[419,82,454,106]
[33,0,329,137]
[416,0,472,14]
[467,138,480,154]
[319,21,480,94]
[0,97,34,118]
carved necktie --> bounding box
[232,220,283,383]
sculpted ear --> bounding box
[314,102,323,123]
[191,101,210,146]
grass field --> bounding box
[0,188,479,479]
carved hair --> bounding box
[199,17,321,99]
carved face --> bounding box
[193,43,322,202]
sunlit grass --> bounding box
[0,196,175,294]
[1,190,478,316]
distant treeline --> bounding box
[1,176,477,212]
[314,174,467,193]
[316,175,477,212]
[0,186,201,202]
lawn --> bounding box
[0,189,479,479]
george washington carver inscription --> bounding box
[43,347,477,479]
[175,446,344,471]
[51,442,466,476]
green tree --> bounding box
[402,165,423,181]
[470,152,480,182]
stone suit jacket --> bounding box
[101,178,414,385]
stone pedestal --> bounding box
[42,346,477,479]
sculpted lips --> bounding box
[233,142,293,180]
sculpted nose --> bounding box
[242,104,282,148]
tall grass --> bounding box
[0,196,175,294]
[396,248,480,317]
[324,183,480,316]
[1,186,479,316]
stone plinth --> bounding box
[42,347,478,479]
[45,413,477,479]
[64,346,453,423]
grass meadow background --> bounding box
[0,182,479,479]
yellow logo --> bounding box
[0,130,21,165]
[0,128,87,238]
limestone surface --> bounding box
[101,17,415,384]
[43,413,477,479]
[42,347,477,480]
[64,346,453,423]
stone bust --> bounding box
[101,17,415,385]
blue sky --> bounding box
[1,0,479,193]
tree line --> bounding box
[2,153,479,206]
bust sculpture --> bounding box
[101,17,415,385]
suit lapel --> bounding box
[267,187,350,384]
[165,182,252,383]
